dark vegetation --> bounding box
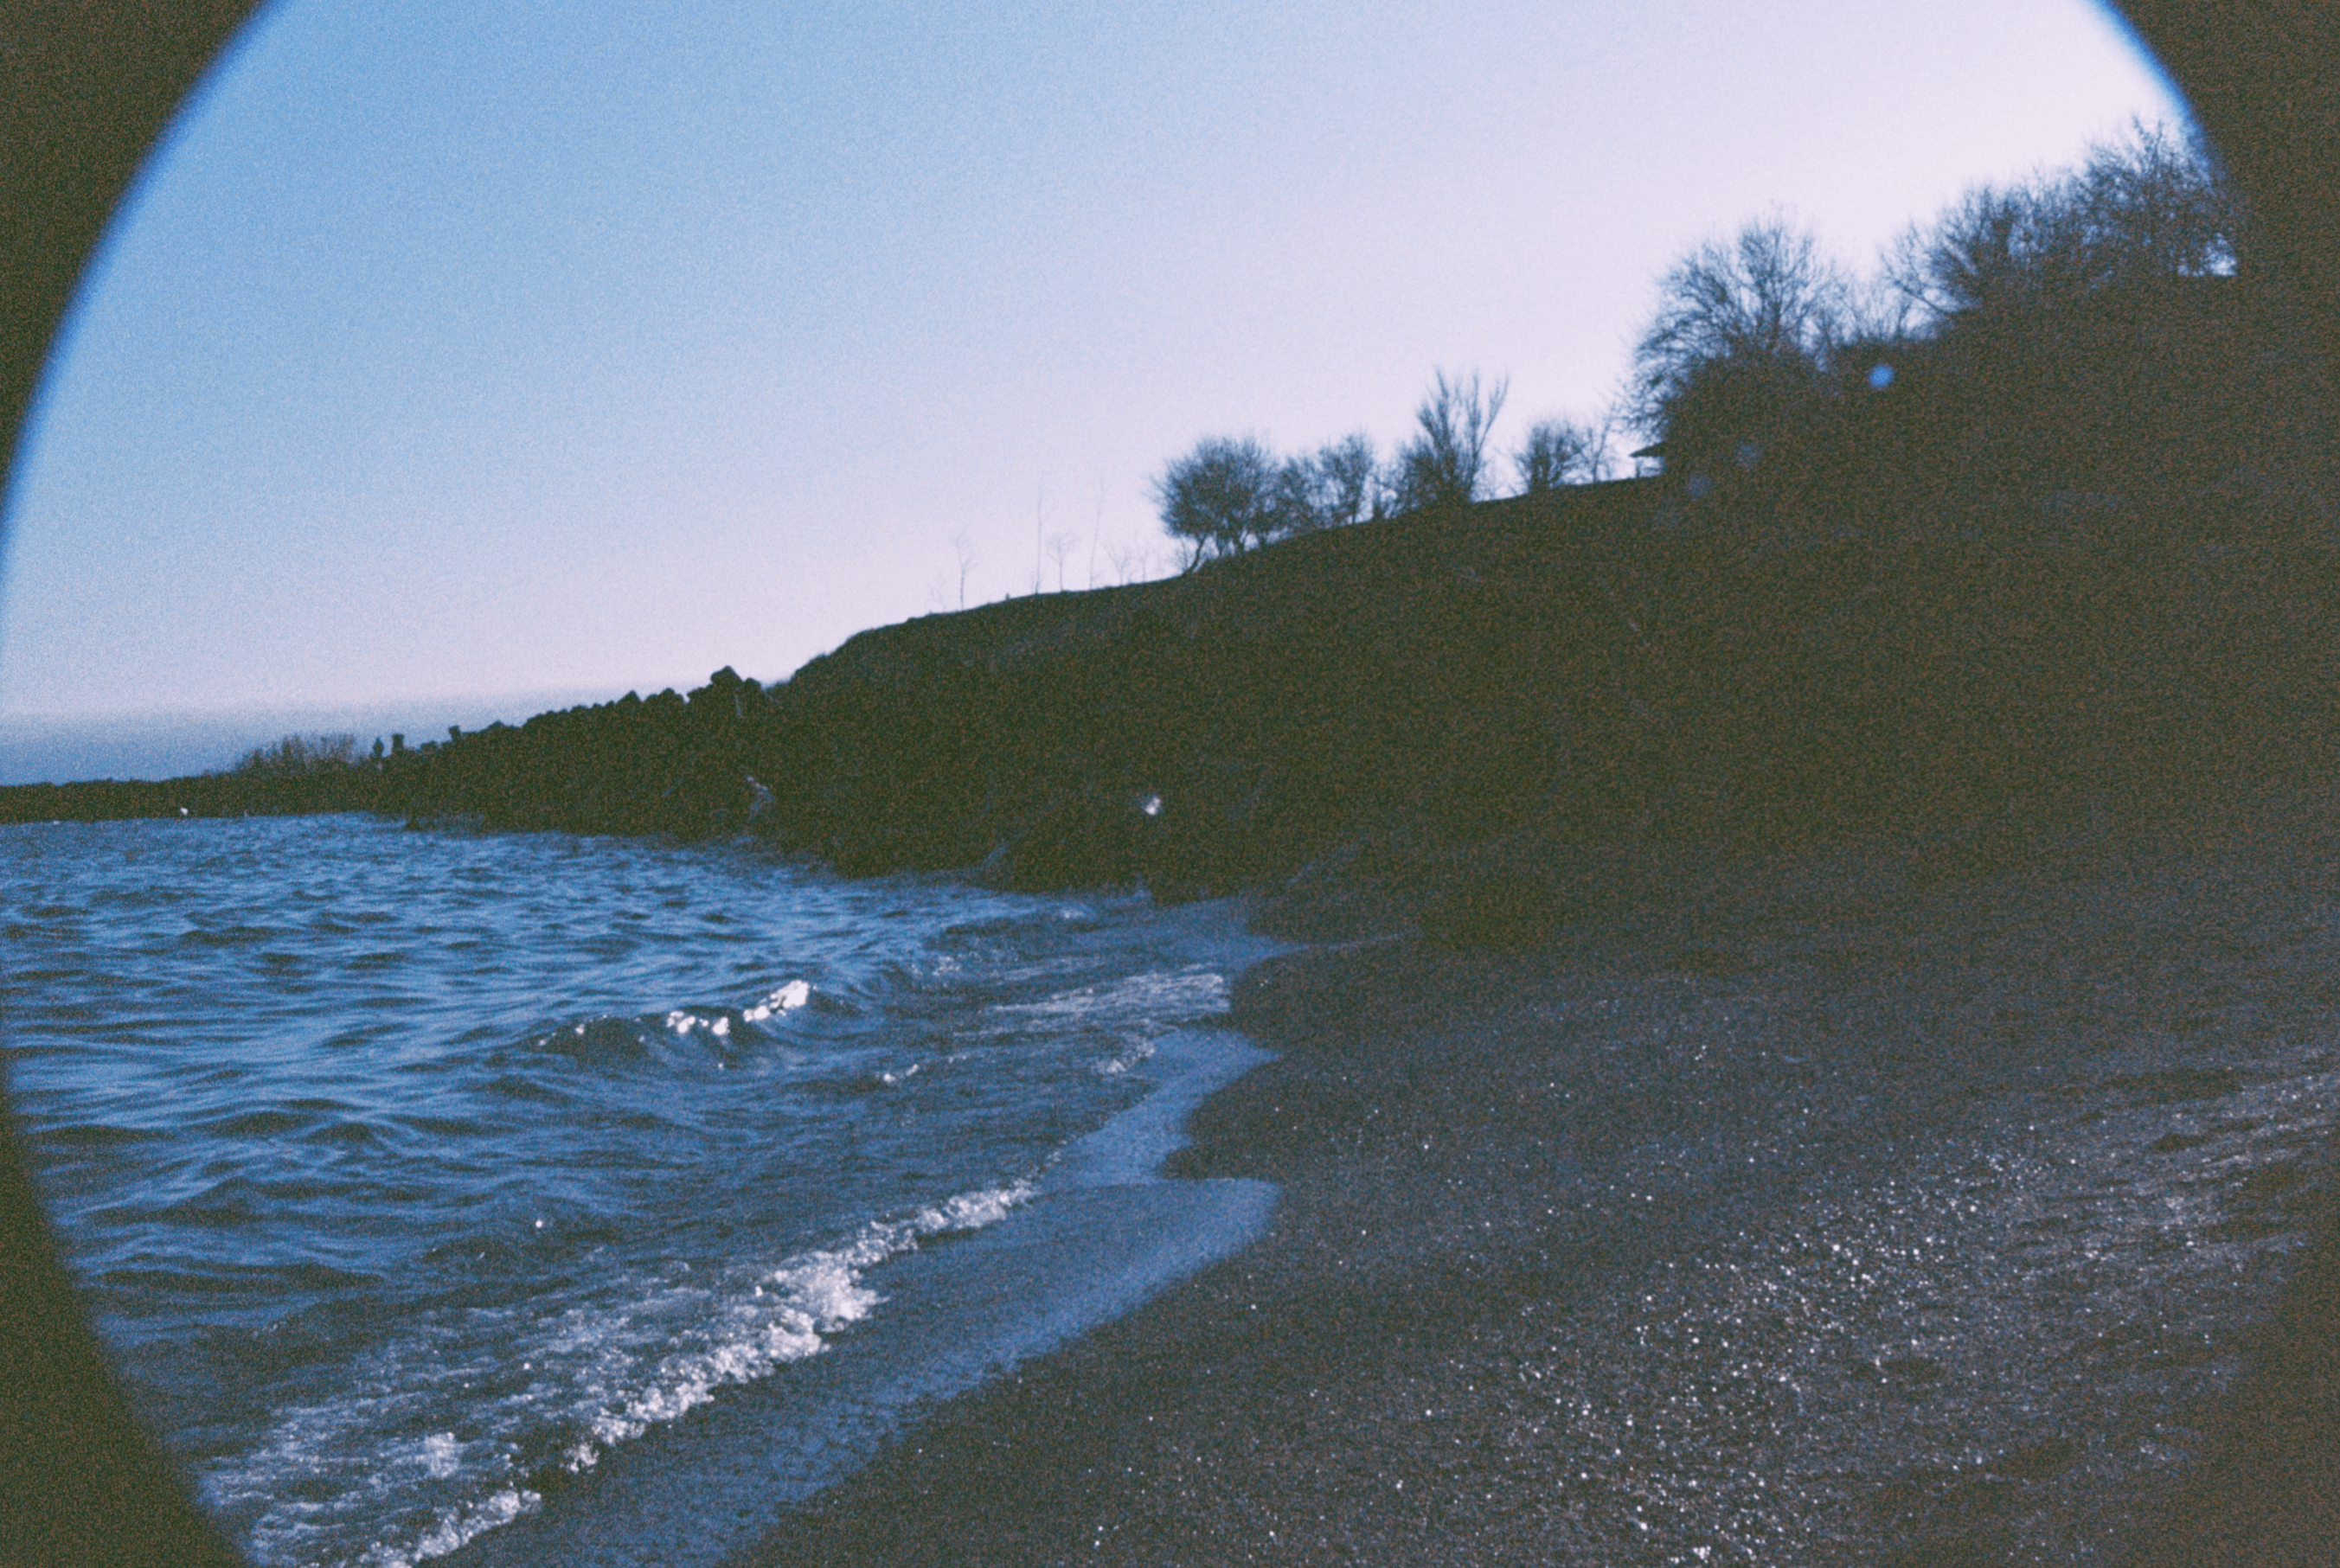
[5,130,2332,929]
[1153,370,1523,567]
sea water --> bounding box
[1,816,1279,1567]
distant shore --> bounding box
[744,810,2340,1565]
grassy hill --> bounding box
[12,456,2336,943]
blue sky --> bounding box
[2,0,2185,731]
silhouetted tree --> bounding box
[1513,417,1607,492]
[1394,369,1509,511]
[1856,124,2263,505]
[1629,218,1850,439]
[1882,123,2239,327]
[1261,432,1388,535]
[1266,455,1319,536]
[1155,435,1281,567]
[1311,432,1384,525]
[952,530,979,608]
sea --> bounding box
[1,815,1282,1568]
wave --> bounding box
[7,820,1285,1568]
[530,980,816,1076]
[229,1179,1036,1568]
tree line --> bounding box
[1153,374,1609,568]
[1624,121,2267,509]
[1153,121,2284,566]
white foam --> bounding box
[914,1184,1032,1234]
[218,1176,1035,1568]
[420,1432,460,1480]
[559,1177,1034,1458]
[997,966,1232,1026]
[1094,1036,1157,1077]
[742,979,811,1022]
[384,1486,542,1567]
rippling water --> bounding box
[2,816,1278,1567]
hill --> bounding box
[10,441,2337,943]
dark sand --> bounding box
[747,822,2340,1566]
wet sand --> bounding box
[747,820,2340,1566]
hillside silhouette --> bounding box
[8,128,2333,937]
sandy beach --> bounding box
[730,809,2340,1567]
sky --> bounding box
[0,0,2188,765]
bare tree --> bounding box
[951,530,979,610]
[1250,434,1384,537]
[1106,534,1172,584]
[1393,368,1510,512]
[1046,531,1075,592]
[1311,432,1382,526]
[1153,435,1281,567]
[1269,456,1320,535]
[1107,535,1158,586]
[1628,217,1851,438]
[1513,417,1608,493]
[1882,121,2239,328]
[1087,481,1105,590]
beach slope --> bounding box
[747,821,2340,1565]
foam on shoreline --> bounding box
[439,917,1285,1568]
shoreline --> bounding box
[743,820,2340,1565]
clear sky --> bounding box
[1,0,2186,725]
